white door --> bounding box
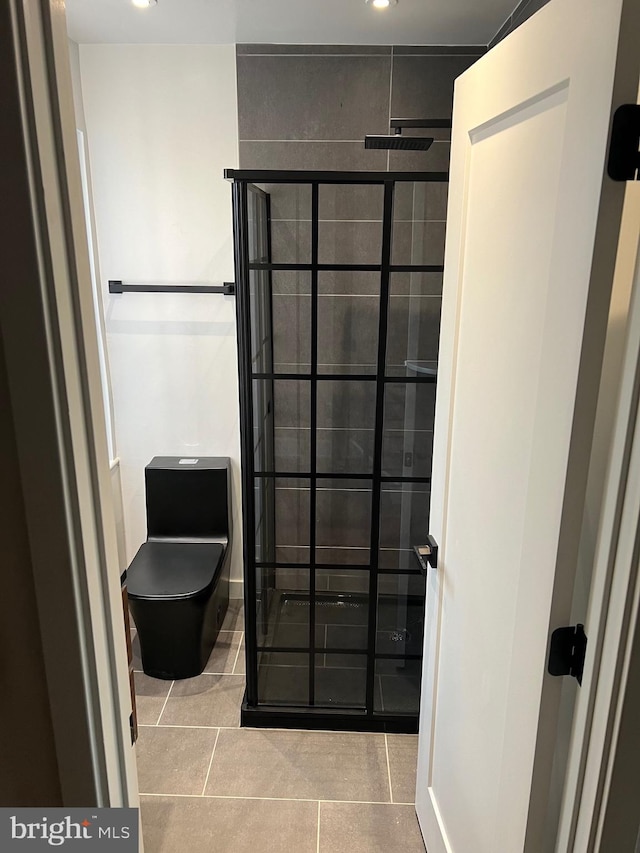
[416,1,640,851]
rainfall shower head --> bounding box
[364,117,451,152]
[365,134,434,151]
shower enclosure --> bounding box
[227,169,445,732]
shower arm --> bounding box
[390,118,452,130]
[364,118,452,151]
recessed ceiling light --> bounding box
[132,0,157,8]
[366,0,398,8]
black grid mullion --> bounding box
[309,183,319,706]
[248,262,443,273]
[253,471,431,484]
[366,180,395,715]
[251,372,435,383]
[234,181,259,706]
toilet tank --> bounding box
[144,456,231,543]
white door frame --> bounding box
[2,0,137,806]
[557,186,640,850]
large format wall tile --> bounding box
[239,141,387,171]
[317,294,379,370]
[318,220,384,265]
[317,380,377,429]
[319,184,385,221]
[272,293,311,369]
[388,143,452,172]
[316,485,372,551]
[394,180,448,222]
[386,295,442,368]
[275,484,310,546]
[238,55,391,140]
[390,54,478,119]
[237,44,392,56]
[317,428,376,475]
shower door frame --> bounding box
[228,169,447,733]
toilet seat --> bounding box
[127,541,225,601]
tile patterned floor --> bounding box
[133,600,425,853]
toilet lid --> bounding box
[126,541,225,600]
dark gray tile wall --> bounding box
[236,44,482,564]
[236,44,484,171]
[489,0,551,48]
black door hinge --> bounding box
[548,624,587,686]
[607,104,640,181]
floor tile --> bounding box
[319,802,425,853]
[387,735,418,804]
[134,673,172,726]
[136,727,218,796]
[202,631,242,674]
[222,599,244,631]
[233,636,246,674]
[131,630,143,672]
[140,796,317,853]
[205,728,390,802]
[159,674,245,727]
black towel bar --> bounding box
[108,280,235,295]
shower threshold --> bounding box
[241,590,421,734]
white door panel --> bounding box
[416,0,640,851]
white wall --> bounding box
[78,44,243,593]
[69,39,129,579]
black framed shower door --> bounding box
[228,169,446,733]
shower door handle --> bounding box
[413,536,438,573]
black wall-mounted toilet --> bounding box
[127,457,232,680]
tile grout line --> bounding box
[231,631,245,674]
[200,728,221,796]
[143,722,418,736]
[155,681,174,726]
[317,801,321,853]
[239,138,452,144]
[139,792,416,805]
[269,219,447,223]
[384,733,394,803]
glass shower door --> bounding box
[231,171,444,731]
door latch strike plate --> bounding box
[548,624,587,685]
[414,535,439,573]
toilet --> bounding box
[127,456,232,680]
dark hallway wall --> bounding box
[0,332,62,806]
